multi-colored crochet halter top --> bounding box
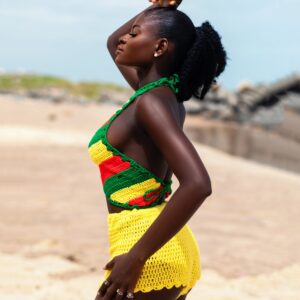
[88,73,180,210]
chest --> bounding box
[106,99,185,154]
[106,103,143,151]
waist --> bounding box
[107,201,168,219]
[106,196,168,214]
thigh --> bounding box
[133,286,183,300]
[177,288,192,300]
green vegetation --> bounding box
[0,73,128,100]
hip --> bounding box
[106,202,200,261]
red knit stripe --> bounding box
[99,155,131,183]
[127,190,161,207]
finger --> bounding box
[172,0,182,6]
[95,289,103,300]
[103,282,118,300]
[98,278,112,297]
[125,283,135,300]
[115,286,127,300]
[126,290,135,300]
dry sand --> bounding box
[1,95,300,299]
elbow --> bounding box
[107,36,113,50]
[107,35,115,50]
[193,177,212,199]
[107,37,118,58]
[199,184,212,199]
[205,185,212,197]
[107,33,120,50]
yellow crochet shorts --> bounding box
[98,202,201,299]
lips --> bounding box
[116,47,124,53]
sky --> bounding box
[0,0,299,90]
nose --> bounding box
[118,34,127,45]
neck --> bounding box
[136,67,173,88]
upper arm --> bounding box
[135,93,212,191]
[107,37,139,91]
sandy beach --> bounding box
[1,94,300,299]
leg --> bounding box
[95,285,184,300]
[177,288,193,300]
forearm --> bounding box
[129,182,212,262]
[107,4,156,49]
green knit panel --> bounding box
[103,167,151,197]
[88,126,106,148]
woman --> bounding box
[88,0,227,299]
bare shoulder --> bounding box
[134,87,210,187]
[135,86,184,129]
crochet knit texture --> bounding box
[89,74,202,298]
[88,74,180,209]
[99,203,201,299]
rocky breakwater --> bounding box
[184,74,300,174]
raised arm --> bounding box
[107,4,155,90]
[107,0,182,90]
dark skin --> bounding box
[96,1,212,300]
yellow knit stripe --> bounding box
[110,178,161,203]
[88,140,113,165]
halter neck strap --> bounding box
[130,73,180,101]
[113,73,180,120]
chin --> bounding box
[115,57,136,67]
[115,56,126,65]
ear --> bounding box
[154,38,169,57]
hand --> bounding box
[96,253,145,300]
[149,0,182,8]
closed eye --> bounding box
[129,32,137,37]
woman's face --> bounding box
[115,16,161,67]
